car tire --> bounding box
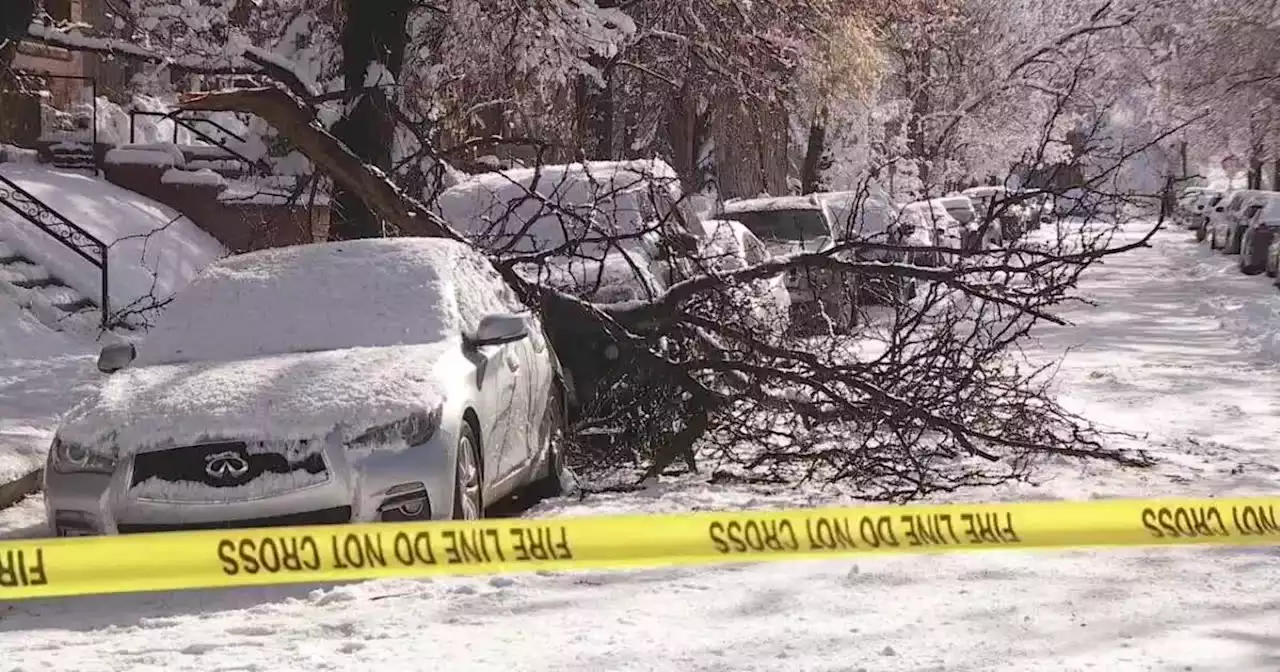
[451,422,483,520]
[528,385,573,501]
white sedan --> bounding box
[45,238,571,535]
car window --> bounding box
[741,233,769,265]
[729,209,831,242]
[451,251,528,333]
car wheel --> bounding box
[528,385,573,500]
[452,422,483,520]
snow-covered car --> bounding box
[816,184,905,260]
[963,186,1044,240]
[1210,189,1270,253]
[936,195,998,251]
[901,200,965,266]
[45,238,570,535]
[718,195,872,333]
[1227,192,1280,256]
[433,160,707,397]
[1238,195,1280,274]
[702,218,791,338]
[1174,186,1210,227]
[1191,190,1225,242]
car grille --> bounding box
[130,441,327,489]
[116,506,353,534]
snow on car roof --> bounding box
[936,196,975,210]
[721,195,822,214]
[962,186,1007,198]
[815,190,899,236]
[434,159,689,255]
[902,200,956,219]
[133,237,491,367]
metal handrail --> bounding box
[126,110,264,172]
[0,172,110,328]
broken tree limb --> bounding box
[178,87,463,241]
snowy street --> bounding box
[3,222,1279,671]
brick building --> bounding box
[3,0,127,146]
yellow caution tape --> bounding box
[1,496,1277,601]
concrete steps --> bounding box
[0,240,141,337]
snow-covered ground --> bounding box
[0,164,225,312]
[3,222,1280,671]
[0,289,96,483]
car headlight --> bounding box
[49,437,117,475]
[348,406,443,448]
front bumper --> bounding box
[45,426,463,536]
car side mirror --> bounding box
[465,313,529,348]
[97,342,136,374]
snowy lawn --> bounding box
[0,165,226,313]
[3,222,1280,671]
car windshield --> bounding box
[728,209,831,242]
[134,240,463,367]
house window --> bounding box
[44,0,73,22]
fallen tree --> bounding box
[179,84,1155,500]
[20,0,1176,501]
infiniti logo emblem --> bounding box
[204,450,250,481]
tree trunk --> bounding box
[573,0,616,160]
[800,109,828,195]
[575,64,614,159]
[908,49,933,191]
[1273,158,1280,191]
[1248,155,1263,190]
[665,82,700,193]
[329,0,411,241]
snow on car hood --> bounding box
[516,249,664,302]
[57,343,454,455]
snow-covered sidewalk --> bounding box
[0,290,96,484]
[2,223,1279,671]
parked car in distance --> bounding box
[900,200,965,266]
[1190,190,1225,242]
[1173,188,1205,227]
[701,218,792,338]
[1209,189,1268,252]
[962,185,1041,241]
[937,195,999,251]
[47,238,572,535]
[433,159,713,405]
[719,195,858,332]
[817,181,902,256]
[1238,196,1280,275]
